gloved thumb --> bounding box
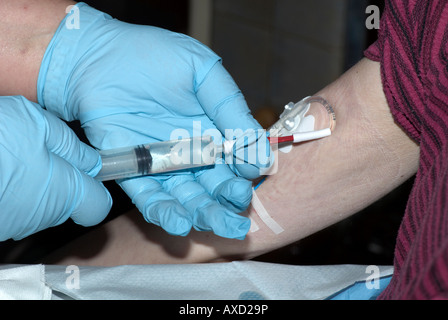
[43,108,112,226]
[46,154,112,228]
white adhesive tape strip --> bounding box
[251,189,285,235]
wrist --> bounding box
[0,0,75,102]
[38,2,111,120]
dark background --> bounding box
[0,0,411,268]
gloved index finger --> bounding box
[195,62,273,180]
[195,62,262,134]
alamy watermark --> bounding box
[365,265,381,290]
[169,121,278,176]
[65,265,80,290]
[65,5,80,30]
[366,5,381,30]
[65,4,381,31]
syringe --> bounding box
[95,96,336,182]
[95,130,331,182]
[95,136,218,181]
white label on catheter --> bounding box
[251,189,285,235]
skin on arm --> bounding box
[0,0,75,102]
[45,58,420,266]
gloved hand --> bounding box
[37,3,273,239]
[0,96,112,241]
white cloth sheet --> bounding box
[0,262,393,300]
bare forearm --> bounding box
[242,58,420,258]
[0,0,74,101]
[211,58,419,260]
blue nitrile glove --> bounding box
[37,3,273,239]
[0,96,112,241]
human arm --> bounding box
[45,58,420,266]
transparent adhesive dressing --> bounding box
[269,96,336,138]
[96,136,219,181]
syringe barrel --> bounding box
[96,136,218,181]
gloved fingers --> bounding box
[195,62,273,179]
[49,154,112,228]
[195,62,261,133]
[119,176,193,236]
[193,199,251,240]
[164,175,251,240]
[195,160,253,213]
[43,108,102,177]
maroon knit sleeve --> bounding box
[364,39,381,62]
[362,0,448,300]
[364,1,429,143]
